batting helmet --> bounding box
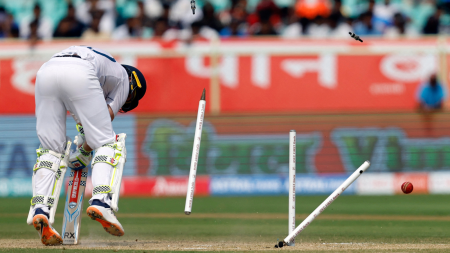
[121,65,147,112]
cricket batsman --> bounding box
[26,46,146,245]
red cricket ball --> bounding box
[401,182,413,194]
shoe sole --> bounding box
[32,215,62,246]
[86,206,124,236]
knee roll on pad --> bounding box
[91,134,127,212]
[27,138,72,225]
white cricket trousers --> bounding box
[34,57,116,211]
[35,57,114,152]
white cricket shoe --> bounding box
[32,209,63,246]
[86,203,124,236]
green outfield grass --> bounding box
[1,195,450,252]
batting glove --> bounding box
[68,145,93,170]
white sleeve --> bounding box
[105,77,128,116]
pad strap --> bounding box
[49,150,64,160]
[102,142,124,151]
[102,143,116,149]
[36,148,49,157]
[34,148,65,173]
[30,195,55,206]
[33,160,60,173]
[93,185,112,195]
[92,155,119,166]
[36,148,63,160]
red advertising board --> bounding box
[121,176,210,197]
[0,38,445,114]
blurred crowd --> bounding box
[1,0,450,42]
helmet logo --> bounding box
[132,71,142,88]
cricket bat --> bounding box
[62,167,88,244]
